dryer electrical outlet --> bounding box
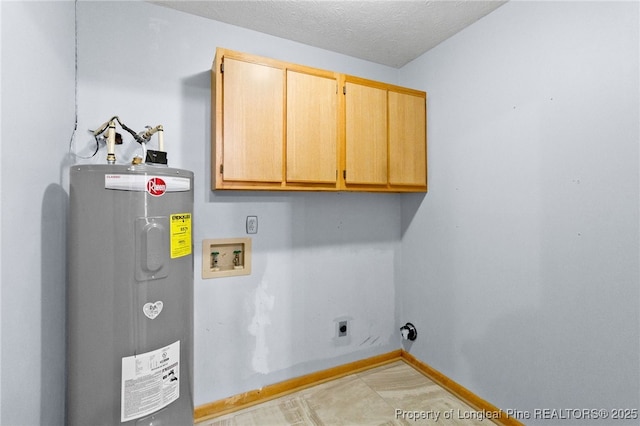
[338,320,348,337]
[334,316,352,346]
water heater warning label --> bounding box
[121,341,180,422]
[170,213,192,258]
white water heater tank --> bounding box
[67,164,194,426]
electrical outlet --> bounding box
[334,316,352,346]
[338,320,348,337]
[246,216,258,234]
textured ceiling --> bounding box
[150,1,507,68]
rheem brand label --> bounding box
[147,177,167,196]
[105,174,191,193]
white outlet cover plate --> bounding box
[246,216,258,234]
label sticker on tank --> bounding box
[121,340,180,422]
[170,213,192,259]
[105,174,190,193]
[143,301,163,320]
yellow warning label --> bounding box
[170,213,192,259]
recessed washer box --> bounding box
[202,238,251,278]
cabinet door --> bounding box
[222,57,284,183]
[345,82,388,185]
[388,91,426,186]
[286,71,338,183]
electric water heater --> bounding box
[67,164,194,426]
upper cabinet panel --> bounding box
[287,70,338,184]
[212,48,427,193]
[388,90,427,187]
[345,81,388,185]
[222,57,284,183]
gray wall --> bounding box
[2,1,402,423]
[398,1,639,424]
[2,1,639,425]
[74,1,402,408]
[1,2,75,425]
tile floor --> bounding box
[199,361,496,425]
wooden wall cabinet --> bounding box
[212,48,427,192]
